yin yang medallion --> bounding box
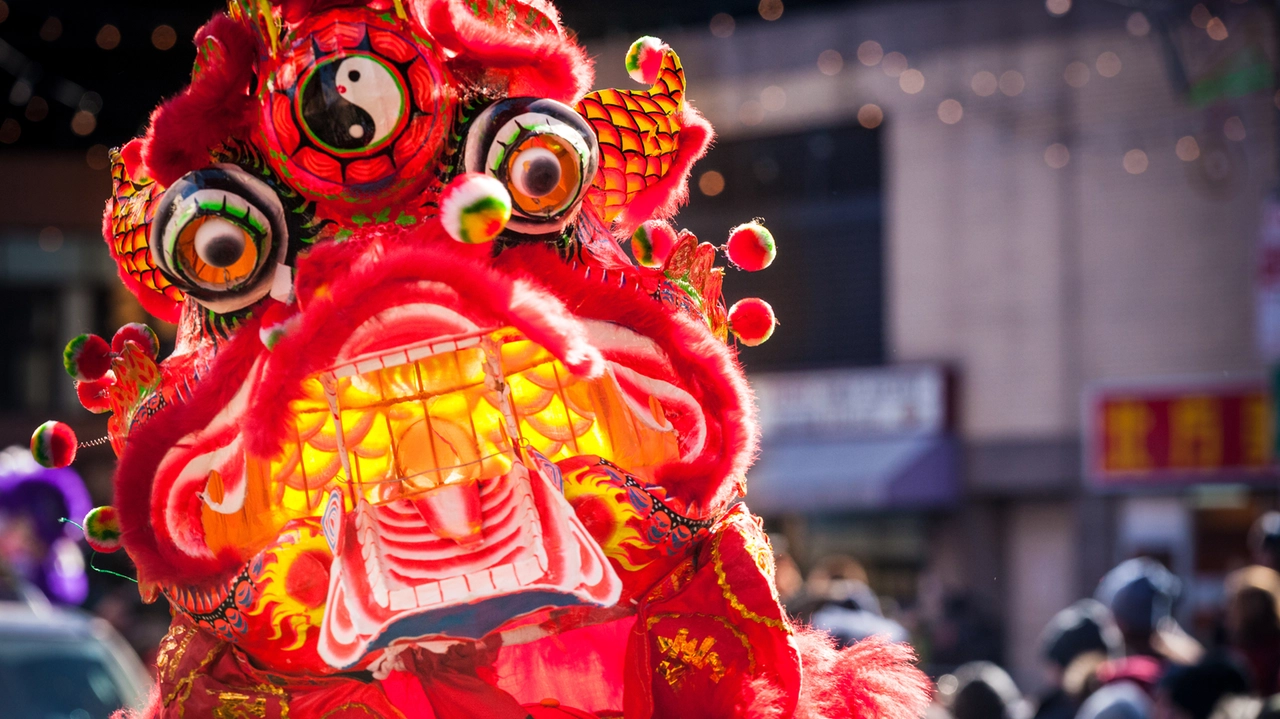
[297,53,408,156]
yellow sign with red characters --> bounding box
[1086,379,1276,485]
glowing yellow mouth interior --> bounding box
[200,328,680,557]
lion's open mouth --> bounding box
[302,321,670,667]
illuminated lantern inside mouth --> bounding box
[198,328,683,559]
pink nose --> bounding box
[410,482,484,545]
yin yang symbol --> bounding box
[299,54,406,154]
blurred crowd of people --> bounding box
[778,512,1280,719]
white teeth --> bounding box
[465,570,495,595]
[439,576,468,603]
[514,556,543,586]
[490,564,519,591]
[331,334,484,378]
[414,582,442,607]
[389,587,416,611]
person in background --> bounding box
[0,446,90,605]
[1094,558,1203,680]
[1074,680,1151,719]
[792,554,910,646]
[948,661,1030,719]
[1222,565,1280,695]
[768,534,805,607]
[1153,656,1251,719]
[1248,513,1280,572]
[1034,599,1125,719]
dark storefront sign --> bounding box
[1084,377,1276,487]
[745,365,958,513]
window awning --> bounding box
[742,435,959,514]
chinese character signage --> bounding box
[1085,379,1275,486]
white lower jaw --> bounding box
[316,459,621,670]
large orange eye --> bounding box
[152,165,286,312]
[173,216,261,289]
[463,98,598,235]
[505,134,582,217]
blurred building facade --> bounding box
[583,0,1279,689]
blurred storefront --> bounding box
[747,365,959,599]
[1084,376,1279,633]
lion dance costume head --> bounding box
[31,1,932,716]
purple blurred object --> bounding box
[0,446,90,604]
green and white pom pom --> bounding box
[83,506,122,553]
[439,172,512,244]
[31,420,77,469]
[631,220,678,268]
[625,36,666,85]
[63,334,113,382]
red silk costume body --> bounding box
[67,1,933,716]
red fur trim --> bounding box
[141,13,259,187]
[496,244,758,514]
[243,225,603,459]
[110,686,160,719]
[422,0,592,102]
[754,628,933,719]
[113,325,266,587]
[610,108,713,237]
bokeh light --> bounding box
[38,226,63,253]
[24,97,48,122]
[971,71,997,96]
[857,41,884,66]
[999,70,1024,96]
[857,104,883,129]
[761,85,787,112]
[1096,52,1122,78]
[71,111,97,136]
[699,170,725,196]
[86,144,111,171]
[1064,61,1089,88]
[1190,4,1212,28]
[881,52,908,78]
[1045,0,1071,16]
[1127,12,1151,36]
[1044,143,1070,169]
[0,118,19,144]
[1123,149,1148,174]
[1224,116,1246,141]
[152,25,178,50]
[899,69,925,94]
[96,24,121,50]
[1206,18,1228,41]
[39,17,62,42]
[938,99,963,124]
[1175,136,1200,162]
[818,50,844,76]
[759,0,784,21]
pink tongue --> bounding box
[411,482,484,545]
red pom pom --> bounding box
[31,421,77,469]
[726,222,776,272]
[111,323,159,359]
[625,37,667,85]
[75,374,116,414]
[62,334,113,382]
[259,301,300,350]
[729,298,776,347]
